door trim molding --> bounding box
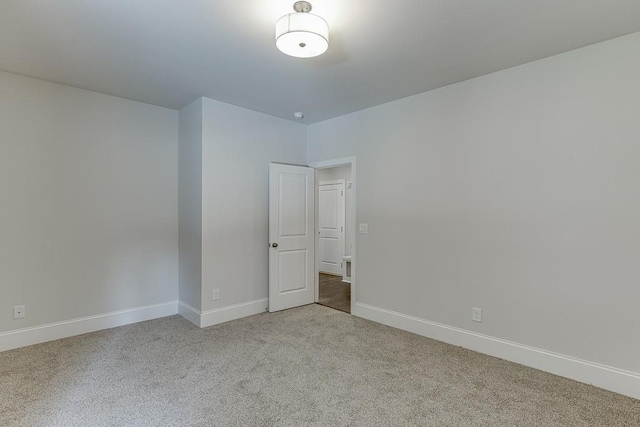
[319,179,345,186]
[310,157,356,169]
[309,156,356,313]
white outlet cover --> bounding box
[14,305,25,319]
[212,289,220,301]
[359,223,368,234]
[472,307,482,323]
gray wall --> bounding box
[318,165,351,182]
[178,99,203,310]
[307,33,640,373]
[201,97,307,311]
[0,70,179,333]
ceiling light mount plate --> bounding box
[293,1,312,13]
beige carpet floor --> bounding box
[1,304,638,426]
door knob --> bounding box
[271,243,278,248]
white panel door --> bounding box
[318,182,345,275]
[269,163,315,312]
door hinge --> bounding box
[341,226,344,232]
[341,191,344,196]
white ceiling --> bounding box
[2,1,640,124]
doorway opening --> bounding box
[311,159,355,314]
[267,158,356,315]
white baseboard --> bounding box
[353,302,640,400]
[178,301,202,327]
[201,298,268,328]
[0,301,178,353]
[178,298,268,328]
[319,271,342,277]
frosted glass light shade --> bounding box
[275,12,329,58]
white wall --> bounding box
[200,98,307,312]
[0,71,179,334]
[307,33,640,376]
[318,165,351,182]
[318,165,353,257]
[178,99,203,310]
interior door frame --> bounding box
[309,157,357,313]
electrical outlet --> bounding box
[14,305,25,319]
[359,223,368,234]
[212,289,220,301]
[472,307,482,323]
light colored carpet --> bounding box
[1,304,638,426]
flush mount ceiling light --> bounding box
[276,1,329,58]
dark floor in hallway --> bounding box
[318,273,351,313]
